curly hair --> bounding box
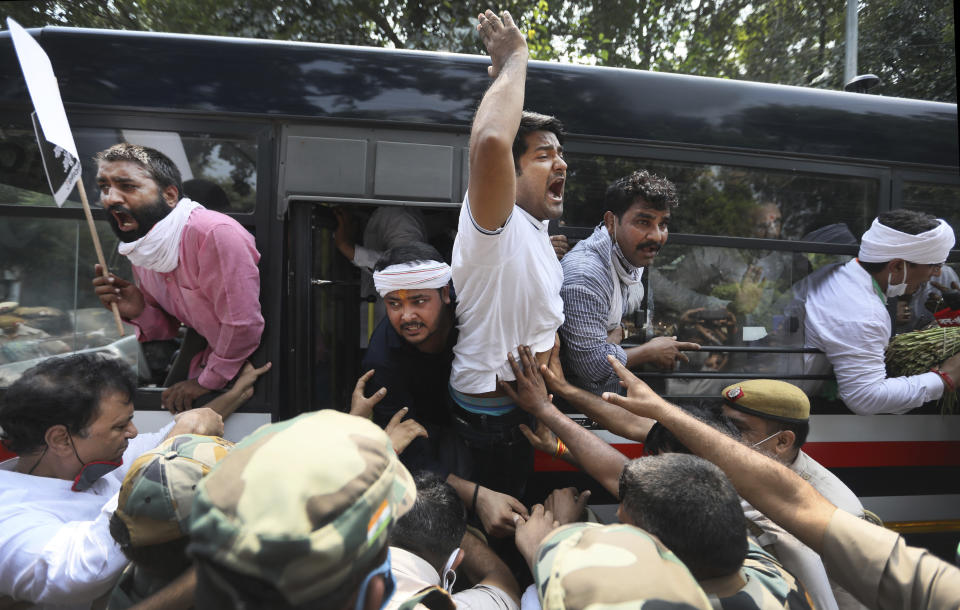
[604,170,678,218]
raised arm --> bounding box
[500,345,627,496]
[468,9,528,231]
[541,338,654,442]
[602,356,834,551]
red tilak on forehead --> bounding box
[397,289,408,300]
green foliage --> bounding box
[2,0,954,101]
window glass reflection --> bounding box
[563,153,878,239]
[901,181,960,244]
[0,217,141,387]
[0,124,258,213]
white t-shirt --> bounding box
[450,194,564,394]
[0,422,173,608]
[387,547,518,610]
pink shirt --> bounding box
[130,209,264,390]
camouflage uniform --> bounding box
[533,522,712,610]
[108,433,235,610]
[188,410,416,606]
[712,538,813,609]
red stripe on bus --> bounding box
[534,441,960,472]
[802,441,960,468]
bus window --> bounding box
[901,182,960,243]
[642,242,853,398]
[0,124,258,213]
[563,153,879,239]
[0,216,142,387]
[302,202,459,412]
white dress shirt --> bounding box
[804,259,943,414]
[0,422,173,608]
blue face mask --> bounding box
[355,549,396,610]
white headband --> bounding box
[373,261,451,297]
[858,218,955,264]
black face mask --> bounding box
[68,433,122,492]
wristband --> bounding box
[554,437,567,459]
[931,367,956,392]
[471,483,480,513]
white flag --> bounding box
[8,18,81,206]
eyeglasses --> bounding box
[354,549,396,610]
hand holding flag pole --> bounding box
[8,18,124,336]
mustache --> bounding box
[635,241,662,252]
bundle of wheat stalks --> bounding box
[886,325,960,414]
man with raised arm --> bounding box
[602,357,960,610]
[448,9,567,509]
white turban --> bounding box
[373,261,452,297]
[858,218,955,264]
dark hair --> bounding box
[109,513,191,580]
[860,210,941,272]
[512,111,565,173]
[619,454,747,580]
[373,242,445,272]
[183,178,230,211]
[0,353,137,454]
[391,471,466,570]
[194,548,386,610]
[605,170,678,219]
[780,419,809,449]
[644,405,740,456]
[95,142,183,201]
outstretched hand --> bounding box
[477,9,527,79]
[499,344,553,417]
[602,355,669,420]
[544,487,591,525]
[539,335,573,397]
[476,487,529,538]
[515,504,559,570]
[384,408,427,455]
[349,369,387,418]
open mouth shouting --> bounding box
[547,176,565,203]
[109,207,139,233]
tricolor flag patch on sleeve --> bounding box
[367,499,392,544]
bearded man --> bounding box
[91,143,264,413]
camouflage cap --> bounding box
[721,379,810,423]
[188,410,416,605]
[115,434,234,547]
[534,523,711,610]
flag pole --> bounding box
[76,183,125,336]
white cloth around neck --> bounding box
[858,217,955,264]
[373,261,451,297]
[118,198,203,272]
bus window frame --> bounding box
[0,110,279,420]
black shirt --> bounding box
[361,315,458,477]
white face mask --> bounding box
[441,548,459,592]
[886,269,907,298]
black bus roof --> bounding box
[1,26,956,168]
